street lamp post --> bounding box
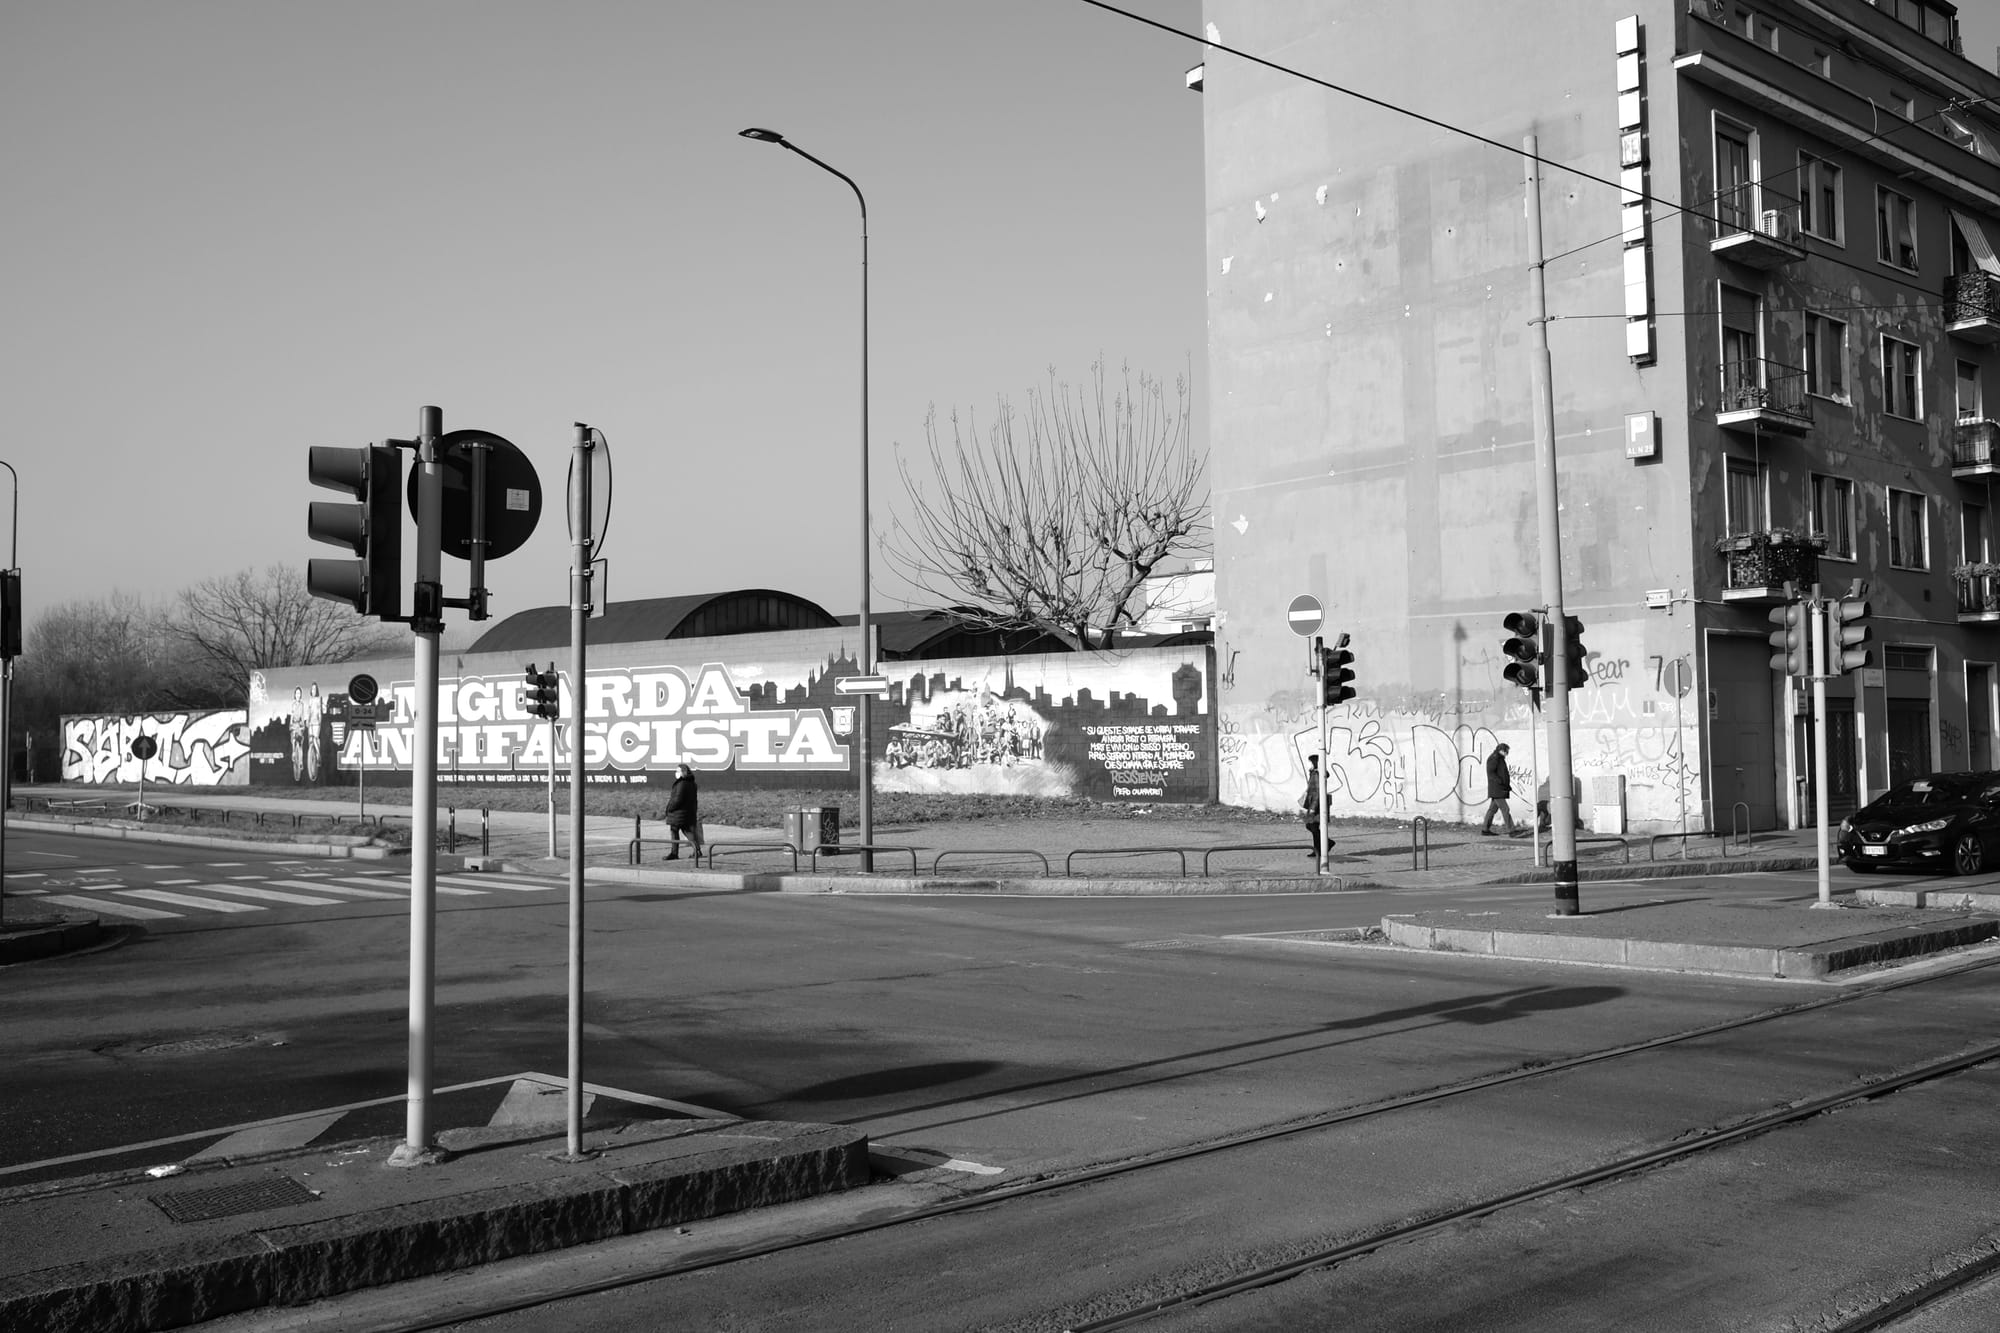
[740,127,874,867]
[0,460,16,928]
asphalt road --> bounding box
[10,838,2000,1329]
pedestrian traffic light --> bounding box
[1828,590,1871,674]
[307,445,403,620]
[523,665,561,720]
[1320,632,1356,705]
[1768,601,1810,676]
[1558,614,1588,689]
[0,569,19,660]
[1501,611,1542,690]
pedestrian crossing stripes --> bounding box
[21,872,563,922]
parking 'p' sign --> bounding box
[1287,594,1323,638]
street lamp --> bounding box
[739,126,874,867]
[0,460,16,928]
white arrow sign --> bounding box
[834,675,891,696]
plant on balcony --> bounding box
[1713,528,1824,589]
[1952,561,2000,612]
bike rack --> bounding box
[701,842,801,871]
[1064,847,1190,877]
[1199,842,1315,876]
[1728,802,1752,856]
[1411,816,1432,871]
[810,843,920,873]
[931,848,1051,877]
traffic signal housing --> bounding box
[1320,632,1356,706]
[1501,611,1542,690]
[523,665,561,720]
[307,445,403,620]
[1768,601,1810,676]
[1558,614,1588,689]
[0,569,19,659]
[1829,592,1871,674]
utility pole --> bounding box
[1524,135,1582,915]
[565,422,594,1160]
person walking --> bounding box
[1482,742,1523,836]
[1300,754,1323,860]
[661,762,702,861]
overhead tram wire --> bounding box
[1076,0,1999,298]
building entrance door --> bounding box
[1708,635,1778,829]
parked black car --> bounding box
[1837,771,2000,875]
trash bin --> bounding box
[785,806,840,852]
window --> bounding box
[1812,474,1857,560]
[1964,500,1988,566]
[1882,335,1921,417]
[1960,359,1984,422]
[1877,186,1918,269]
[1805,313,1848,398]
[1715,121,1754,233]
[1890,487,1928,569]
[1726,457,1768,536]
[1798,153,1842,241]
[1721,284,1762,406]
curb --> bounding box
[0,916,105,965]
[7,814,395,861]
[0,1123,869,1333]
[1485,854,1823,884]
[1380,913,2000,978]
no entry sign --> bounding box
[1287,594,1323,638]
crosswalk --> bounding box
[8,864,562,922]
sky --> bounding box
[0,0,1206,633]
[5,1,1998,638]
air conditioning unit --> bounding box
[1760,209,1798,244]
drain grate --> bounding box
[151,1175,319,1223]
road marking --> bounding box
[210,863,249,868]
[116,889,263,913]
[441,874,559,893]
[38,894,180,920]
[157,878,198,885]
[10,887,47,895]
[6,871,46,879]
[268,878,406,901]
[191,883,346,907]
[187,1111,347,1161]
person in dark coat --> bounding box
[1300,754,1323,860]
[661,763,702,860]
[1481,743,1522,836]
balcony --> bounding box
[1946,272,2000,344]
[1716,358,1813,434]
[1715,529,1824,602]
[1953,418,2000,478]
[1709,189,1807,269]
[1956,565,2000,624]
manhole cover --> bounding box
[152,1175,319,1224]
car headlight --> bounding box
[1897,817,1950,836]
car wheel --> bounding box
[1843,859,1875,874]
[1952,833,1986,877]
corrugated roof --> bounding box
[466,589,837,654]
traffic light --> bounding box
[1501,611,1542,690]
[1828,589,1871,674]
[0,569,19,659]
[523,665,561,720]
[307,445,403,620]
[1558,615,1588,689]
[1320,632,1356,705]
[1768,601,1810,676]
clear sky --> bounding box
[0,0,1206,629]
[5,2,1997,633]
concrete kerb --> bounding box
[0,1120,870,1333]
[6,813,397,861]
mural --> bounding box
[1218,619,1701,831]
[61,710,252,786]
[242,635,1215,801]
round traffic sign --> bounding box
[130,735,158,761]
[1287,594,1324,637]
[347,673,379,706]
[407,429,543,561]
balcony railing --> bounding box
[1715,529,1824,599]
[1716,358,1813,433]
[1957,569,2000,621]
[1710,188,1806,268]
[1947,272,2000,344]
[1954,418,2000,476]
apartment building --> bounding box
[1199,0,2000,831]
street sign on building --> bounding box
[834,675,891,697]
[1287,594,1323,637]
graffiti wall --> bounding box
[61,711,252,786]
[874,647,1214,802]
[1218,618,1701,831]
[245,634,1216,801]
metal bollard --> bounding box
[634,815,644,864]
[447,807,456,853]
[482,808,490,859]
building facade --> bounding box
[1201,0,2000,831]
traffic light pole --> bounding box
[1811,591,1834,908]
[392,405,446,1168]
[566,422,594,1160]
[1525,136,1581,915]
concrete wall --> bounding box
[61,710,251,786]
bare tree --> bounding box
[165,564,400,703]
[885,360,1208,651]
